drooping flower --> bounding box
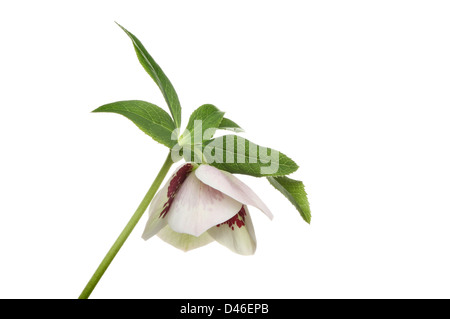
[142,163,273,255]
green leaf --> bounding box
[92,100,177,148]
[218,117,244,133]
[194,135,298,177]
[180,104,225,144]
[267,176,311,224]
[116,23,182,128]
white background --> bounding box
[1,1,449,299]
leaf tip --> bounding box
[91,106,103,113]
[115,21,130,36]
[304,216,311,224]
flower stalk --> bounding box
[78,152,174,299]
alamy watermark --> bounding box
[170,120,280,175]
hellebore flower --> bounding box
[142,163,273,255]
[80,24,310,299]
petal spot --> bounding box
[216,205,246,230]
[160,163,193,218]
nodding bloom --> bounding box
[142,163,273,255]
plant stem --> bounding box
[79,152,174,299]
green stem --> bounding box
[79,152,174,299]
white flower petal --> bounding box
[207,205,257,255]
[157,225,214,252]
[142,163,194,240]
[167,172,242,237]
[141,203,168,240]
[195,165,273,220]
